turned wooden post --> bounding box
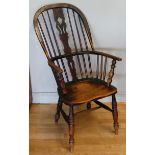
[68,105,74,152]
[112,94,119,135]
[107,59,116,86]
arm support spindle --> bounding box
[107,59,117,86]
[48,60,67,95]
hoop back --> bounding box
[34,3,94,59]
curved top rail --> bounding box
[33,3,94,58]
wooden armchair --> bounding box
[33,3,122,151]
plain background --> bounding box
[29,0,126,103]
[1,0,155,155]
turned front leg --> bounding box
[68,105,74,152]
[112,94,119,134]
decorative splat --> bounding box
[53,8,77,80]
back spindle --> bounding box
[38,19,53,58]
[96,55,99,78]
[41,12,56,58]
[78,15,88,51]
[103,57,107,81]
[100,55,103,80]
[81,54,88,78]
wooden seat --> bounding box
[64,79,117,105]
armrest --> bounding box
[48,60,67,95]
[52,50,122,61]
[92,50,122,61]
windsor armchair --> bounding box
[34,3,122,152]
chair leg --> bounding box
[112,94,119,135]
[68,105,74,152]
[86,102,91,109]
[55,97,62,123]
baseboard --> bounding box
[32,92,59,103]
[32,92,126,104]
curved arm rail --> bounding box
[52,50,122,61]
[50,50,122,87]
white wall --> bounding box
[29,0,126,103]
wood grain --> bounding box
[30,103,126,155]
[63,79,117,104]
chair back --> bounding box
[34,3,95,81]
